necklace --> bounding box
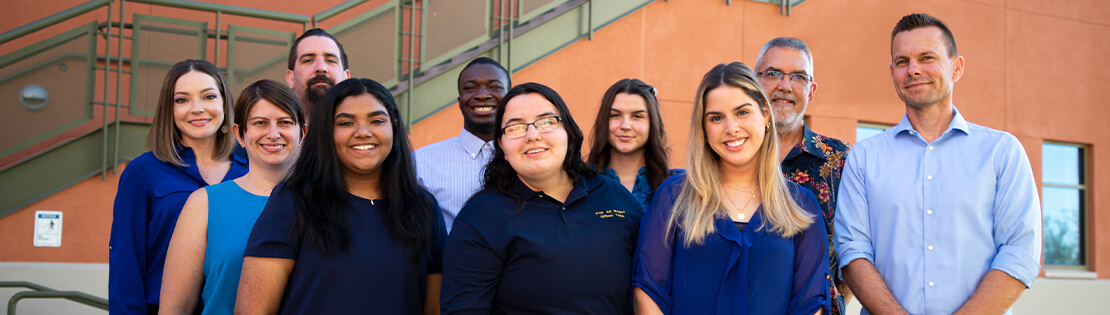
[722,186,757,220]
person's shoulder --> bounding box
[965,121,1019,142]
[455,189,513,227]
[414,136,461,157]
[786,181,820,212]
[125,151,165,169]
[812,132,851,151]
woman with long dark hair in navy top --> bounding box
[440,83,643,314]
[109,59,247,314]
[236,78,446,314]
[160,80,305,315]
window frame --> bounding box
[1041,140,1089,269]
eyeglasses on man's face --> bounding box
[757,70,813,86]
[501,116,563,139]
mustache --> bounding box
[306,74,336,87]
[769,91,796,103]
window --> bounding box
[855,123,891,143]
[1042,142,1087,266]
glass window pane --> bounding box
[1043,143,1081,185]
[855,125,885,143]
[1042,186,1082,265]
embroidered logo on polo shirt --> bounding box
[594,209,626,219]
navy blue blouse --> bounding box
[243,185,447,314]
[601,167,685,211]
[633,175,830,315]
[109,148,248,314]
[441,174,643,314]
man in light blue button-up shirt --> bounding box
[415,58,510,232]
[835,13,1042,315]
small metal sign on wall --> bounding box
[33,210,62,247]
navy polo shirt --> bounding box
[441,173,643,314]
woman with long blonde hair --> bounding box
[632,62,829,314]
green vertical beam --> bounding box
[102,2,112,180]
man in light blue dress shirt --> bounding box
[415,57,510,232]
[835,13,1042,315]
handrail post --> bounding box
[214,11,221,68]
[114,0,126,174]
[101,2,112,180]
[587,0,593,40]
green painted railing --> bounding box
[0,281,108,314]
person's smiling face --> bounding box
[333,93,393,181]
[703,85,767,172]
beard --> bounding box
[303,74,336,106]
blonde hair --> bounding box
[667,62,813,246]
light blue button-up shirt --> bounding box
[415,129,494,233]
[835,108,1042,315]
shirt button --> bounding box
[929,281,935,287]
[928,245,934,251]
[927,175,933,180]
[927,209,933,215]
[928,145,934,151]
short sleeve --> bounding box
[632,175,684,314]
[440,217,505,314]
[244,185,302,259]
[108,161,153,314]
[788,185,831,315]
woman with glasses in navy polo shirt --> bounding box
[441,82,643,314]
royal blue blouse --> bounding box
[633,175,830,315]
[109,147,248,314]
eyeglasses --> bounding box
[757,70,813,86]
[501,116,563,139]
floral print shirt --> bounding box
[781,126,851,315]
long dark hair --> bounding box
[586,78,672,191]
[284,78,435,259]
[482,82,595,199]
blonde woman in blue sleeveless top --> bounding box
[159,80,305,315]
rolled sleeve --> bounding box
[989,135,1043,287]
[834,145,875,274]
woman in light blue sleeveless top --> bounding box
[159,80,305,315]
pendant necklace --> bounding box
[723,186,757,220]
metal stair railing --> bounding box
[0,281,108,314]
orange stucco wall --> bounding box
[3,0,1108,280]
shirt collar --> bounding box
[508,173,603,206]
[459,129,494,159]
[784,125,828,162]
[892,106,971,138]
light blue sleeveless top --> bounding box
[201,180,267,315]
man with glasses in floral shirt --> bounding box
[755,36,851,315]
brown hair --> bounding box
[892,13,957,57]
[234,79,306,138]
[145,59,236,165]
[586,78,671,191]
